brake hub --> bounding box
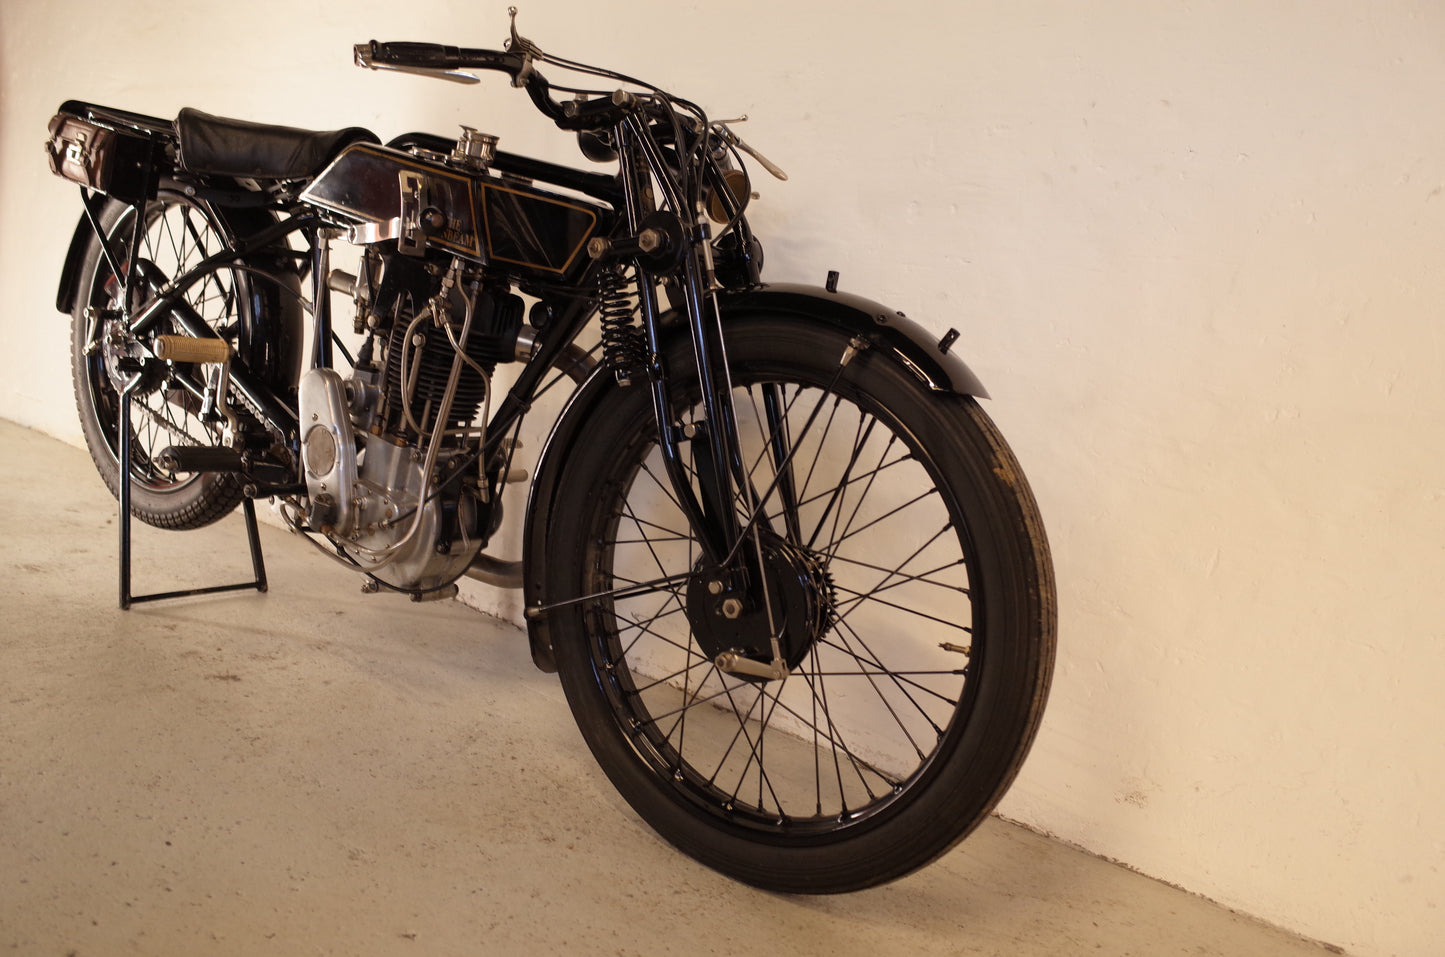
[686,532,835,681]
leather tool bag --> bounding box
[46,113,152,202]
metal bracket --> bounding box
[397,171,427,256]
[346,218,402,246]
[715,651,790,681]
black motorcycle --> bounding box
[44,11,1055,893]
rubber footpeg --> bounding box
[157,445,244,473]
[153,334,232,365]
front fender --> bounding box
[717,283,988,398]
[522,358,610,673]
[521,282,987,672]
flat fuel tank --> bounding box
[300,142,606,281]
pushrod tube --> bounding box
[309,226,333,370]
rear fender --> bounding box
[55,212,95,315]
[521,282,987,672]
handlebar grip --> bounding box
[357,41,528,79]
[363,40,460,68]
[357,40,627,132]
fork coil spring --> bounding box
[598,268,647,386]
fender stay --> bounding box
[717,282,989,398]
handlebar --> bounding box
[356,40,526,77]
[355,40,640,133]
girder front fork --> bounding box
[609,116,790,679]
[632,238,796,680]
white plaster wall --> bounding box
[2,2,1443,955]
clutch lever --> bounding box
[713,118,788,182]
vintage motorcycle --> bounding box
[44,10,1055,893]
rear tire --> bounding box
[544,317,1055,892]
[70,192,269,529]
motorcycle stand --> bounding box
[116,357,268,611]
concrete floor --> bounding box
[0,418,1338,957]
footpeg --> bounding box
[152,334,232,364]
[153,334,238,431]
[156,445,244,473]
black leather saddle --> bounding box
[176,108,378,180]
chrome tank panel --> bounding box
[300,143,483,259]
[300,142,606,281]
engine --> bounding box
[296,251,525,596]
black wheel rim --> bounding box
[583,368,983,837]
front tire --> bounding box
[544,318,1055,892]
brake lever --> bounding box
[373,64,482,85]
[504,6,540,87]
[713,118,788,182]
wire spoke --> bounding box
[797,661,898,798]
[627,652,714,697]
[583,350,978,828]
[615,597,689,661]
[832,584,973,635]
[829,551,969,597]
[823,487,938,554]
[729,683,789,814]
[822,618,960,721]
[831,522,958,617]
[787,447,913,516]
[812,637,964,710]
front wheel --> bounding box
[544,317,1055,893]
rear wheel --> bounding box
[70,192,260,529]
[545,318,1055,892]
